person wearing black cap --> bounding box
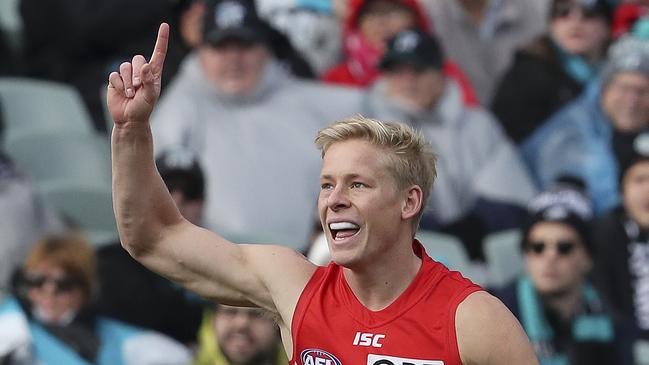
[496,181,629,365]
[156,149,205,226]
[362,29,537,262]
[593,132,649,352]
[492,0,612,143]
[150,0,362,251]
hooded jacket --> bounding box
[151,54,363,250]
[321,0,478,106]
[362,77,536,230]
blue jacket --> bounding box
[521,80,621,214]
[0,296,191,365]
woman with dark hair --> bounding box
[491,0,612,143]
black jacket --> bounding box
[490,36,583,143]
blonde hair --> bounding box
[23,233,97,299]
[315,115,437,229]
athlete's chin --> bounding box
[329,251,361,268]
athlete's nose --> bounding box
[327,185,351,212]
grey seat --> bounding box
[0,78,94,143]
[416,230,470,274]
[39,181,117,247]
[5,132,111,187]
[484,229,524,289]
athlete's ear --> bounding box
[402,185,423,221]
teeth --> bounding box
[329,222,359,230]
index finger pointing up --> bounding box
[149,23,169,75]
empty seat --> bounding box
[5,132,111,187]
[39,181,117,247]
[484,229,524,289]
[416,230,470,274]
[0,78,94,143]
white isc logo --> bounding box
[353,332,386,348]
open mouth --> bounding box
[329,221,361,241]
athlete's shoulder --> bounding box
[455,291,539,365]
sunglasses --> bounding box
[23,273,82,293]
[525,240,577,256]
[552,3,602,19]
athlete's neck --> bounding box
[343,238,422,311]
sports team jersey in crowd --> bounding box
[290,240,482,365]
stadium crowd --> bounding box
[1,0,649,364]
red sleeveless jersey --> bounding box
[290,240,481,365]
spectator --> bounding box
[593,132,649,343]
[0,233,192,365]
[362,30,536,260]
[496,181,631,365]
[422,0,549,104]
[96,148,205,344]
[152,0,362,250]
[491,0,612,143]
[193,305,287,365]
[321,0,478,105]
[321,0,427,87]
[522,34,649,214]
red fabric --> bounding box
[322,0,430,88]
[612,4,649,38]
[322,60,480,107]
[321,0,478,106]
[443,61,479,107]
[290,240,482,365]
[345,0,431,33]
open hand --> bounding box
[107,23,169,126]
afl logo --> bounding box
[300,348,343,365]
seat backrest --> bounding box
[0,78,94,143]
[416,230,470,275]
[39,181,117,246]
[484,229,524,289]
[5,132,111,187]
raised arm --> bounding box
[456,291,539,365]
[106,24,315,321]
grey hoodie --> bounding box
[362,77,536,225]
[152,54,363,250]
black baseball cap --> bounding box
[156,149,205,201]
[520,177,595,256]
[202,0,269,47]
[379,30,444,71]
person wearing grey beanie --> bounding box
[521,34,649,215]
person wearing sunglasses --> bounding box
[496,179,631,365]
[492,0,612,144]
[0,233,192,365]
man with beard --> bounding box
[194,305,286,365]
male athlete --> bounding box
[107,24,538,365]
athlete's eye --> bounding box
[351,182,366,189]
